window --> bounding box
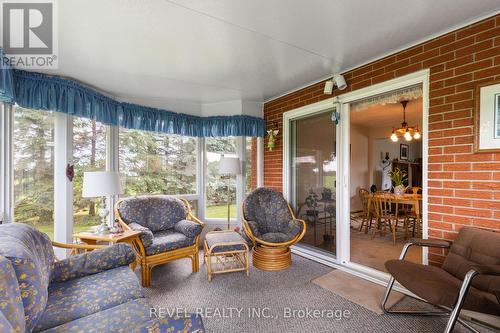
[13,107,55,238]
[245,137,257,195]
[205,137,237,219]
[119,128,197,196]
[72,118,106,232]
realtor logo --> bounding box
[1,0,58,69]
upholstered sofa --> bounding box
[115,196,204,287]
[0,223,204,333]
[242,187,306,271]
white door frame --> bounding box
[283,69,430,285]
[283,98,340,263]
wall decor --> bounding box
[474,78,500,152]
[400,144,409,160]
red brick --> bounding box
[454,190,493,200]
[455,208,492,218]
[264,14,500,247]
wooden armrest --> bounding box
[51,241,106,251]
[407,238,451,248]
[472,265,500,276]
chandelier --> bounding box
[390,100,421,142]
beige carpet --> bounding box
[312,270,405,315]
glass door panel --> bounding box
[290,109,337,255]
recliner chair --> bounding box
[381,227,500,333]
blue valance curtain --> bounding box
[1,58,265,137]
[0,50,14,103]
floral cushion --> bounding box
[0,223,55,333]
[127,223,154,247]
[0,312,16,333]
[35,266,143,332]
[0,256,25,333]
[117,196,187,232]
[260,232,294,243]
[243,188,295,235]
[146,230,195,256]
[174,220,202,238]
[37,298,157,333]
[51,244,136,283]
[158,314,205,332]
[245,220,260,237]
[205,232,247,253]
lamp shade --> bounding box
[82,171,123,198]
[219,156,241,175]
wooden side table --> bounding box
[73,230,142,270]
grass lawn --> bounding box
[26,205,238,239]
[37,223,99,240]
[205,204,237,219]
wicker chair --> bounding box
[115,196,204,287]
[242,187,306,271]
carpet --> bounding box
[141,253,493,333]
[312,270,404,315]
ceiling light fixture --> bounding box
[390,100,421,142]
[324,74,347,94]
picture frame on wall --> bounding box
[474,78,500,153]
[400,144,409,160]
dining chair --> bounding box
[372,192,407,245]
[357,188,372,233]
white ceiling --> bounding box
[351,98,423,130]
[38,0,500,116]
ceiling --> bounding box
[36,0,500,116]
[351,97,423,131]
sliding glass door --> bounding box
[288,108,338,256]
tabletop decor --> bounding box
[82,171,123,235]
[389,168,407,196]
[474,78,500,152]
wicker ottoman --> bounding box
[203,230,250,282]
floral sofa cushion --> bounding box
[0,312,16,333]
[0,256,25,333]
[117,196,188,232]
[174,219,203,238]
[35,266,144,332]
[0,223,55,333]
[51,243,136,283]
[244,188,303,243]
[127,222,154,247]
[146,230,196,256]
[0,223,206,333]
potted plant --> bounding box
[304,189,319,217]
[321,187,332,201]
[389,168,408,196]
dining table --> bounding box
[364,192,423,240]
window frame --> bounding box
[1,102,264,238]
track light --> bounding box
[333,74,347,90]
[324,74,347,94]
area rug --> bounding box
[140,253,491,332]
[312,270,404,315]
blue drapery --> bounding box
[14,70,120,126]
[3,65,265,137]
[0,50,14,103]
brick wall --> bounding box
[263,15,500,265]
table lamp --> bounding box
[219,156,241,230]
[82,171,123,235]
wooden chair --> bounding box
[357,188,372,233]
